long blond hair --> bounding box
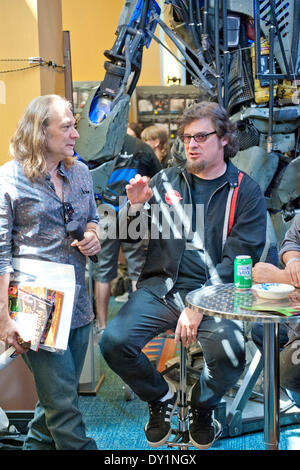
[9,94,75,181]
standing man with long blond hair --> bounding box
[0,95,100,450]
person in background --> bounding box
[0,95,100,450]
[127,122,144,139]
[252,213,300,408]
[141,124,171,168]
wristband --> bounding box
[286,257,300,266]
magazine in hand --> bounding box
[12,258,76,352]
[8,284,55,351]
[0,284,65,370]
[0,259,75,370]
[40,288,65,348]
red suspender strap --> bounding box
[227,171,244,236]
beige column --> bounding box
[0,0,65,165]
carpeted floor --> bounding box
[79,359,300,451]
[79,297,300,451]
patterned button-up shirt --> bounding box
[0,159,99,329]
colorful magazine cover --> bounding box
[41,288,65,347]
[8,284,54,351]
[12,258,76,352]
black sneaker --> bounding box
[145,383,177,447]
[189,405,222,449]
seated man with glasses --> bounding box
[100,101,267,449]
[0,95,100,450]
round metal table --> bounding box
[186,283,300,451]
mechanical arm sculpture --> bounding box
[75,0,300,259]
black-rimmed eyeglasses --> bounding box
[63,202,74,225]
[178,131,217,144]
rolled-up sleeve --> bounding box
[279,214,300,262]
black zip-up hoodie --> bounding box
[122,161,267,298]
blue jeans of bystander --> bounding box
[22,323,97,450]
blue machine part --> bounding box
[129,0,161,47]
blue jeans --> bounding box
[251,322,300,408]
[101,287,245,409]
[22,323,97,450]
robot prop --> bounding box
[75,0,300,255]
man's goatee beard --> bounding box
[186,159,206,174]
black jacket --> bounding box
[122,161,267,298]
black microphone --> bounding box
[67,220,98,263]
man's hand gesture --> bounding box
[126,174,153,205]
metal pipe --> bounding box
[202,0,209,50]
[127,0,150,96]
[222,0,229,109]
[189,0,201,49]
[140,0,150,30]
[263,322,280,450]
[152,15,216,91]
[267,24,275,153]
[194,0,203,43]
[178,341,189,448]
[214,0,223,106]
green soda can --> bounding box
[234,255,252,289]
